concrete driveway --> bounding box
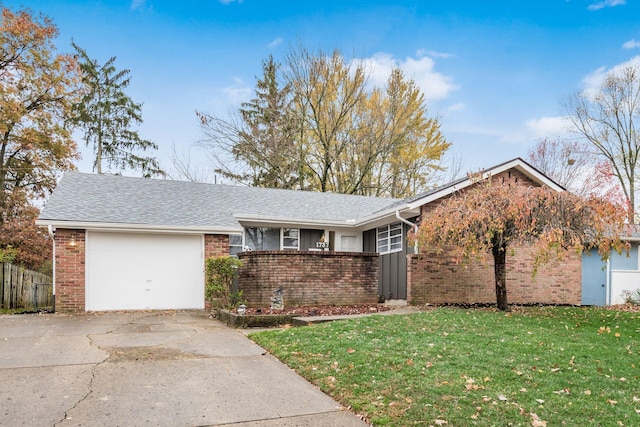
[0,311,368,427]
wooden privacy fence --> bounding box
[1,263,53,310]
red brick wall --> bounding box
[54,229,86,312]
[237,251,379,307]
[407,245,582,306]
[204,234,229,258]
[410,169,582,306]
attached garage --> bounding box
[85,232,204,311]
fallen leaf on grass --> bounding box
[530,412,547,427]
[498,394,508,401]
[434,419,448,426]
[607,399,618,405]
[536,399,545,404]
[584,390,592,395]
[347,348,355,353]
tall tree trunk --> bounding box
[492,241,509,311]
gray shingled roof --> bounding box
[38,172,403,230]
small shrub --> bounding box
[622,289,640,305]
[0,246,17,264]
[205,256,243,309]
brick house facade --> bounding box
[407,246,582,305]
[405,168,582,306]
[39,159,581,312]
[52,232,230,313]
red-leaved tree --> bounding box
[412,177,629,311]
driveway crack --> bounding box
[53,334,105,426]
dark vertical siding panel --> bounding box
[363,229,376,252]
[382,255,391,298]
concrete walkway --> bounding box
[292,305,420,326]
[0,311,368,426]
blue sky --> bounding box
[7,0,640,179]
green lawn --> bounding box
[250,307,640,426]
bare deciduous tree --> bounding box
[566,63,640,222]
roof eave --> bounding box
[233,214,358,228]
[406,158,565,210]
[35,219,243,235]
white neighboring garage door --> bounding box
[86,232,204,311]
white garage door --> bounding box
[86,232,204,311]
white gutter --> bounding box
[233,214,359,228]
[396,210,419,253]
[36,220,243,235]
[47,225,55,311]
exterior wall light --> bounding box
[69,236,76,247]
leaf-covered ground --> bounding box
[250,306,640,426]
[243,304,393,316]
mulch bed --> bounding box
[243,304,393,317]
[605,303,640,312]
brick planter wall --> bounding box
[237,251,379,307]
[54,229,86,312]
[407,245,582,306]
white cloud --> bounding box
[416,48,454,59]
[223,77,252,104]
[525,116,573,139]
[587,0,625,11]
[492,116,573,146]
[623,39,640,49]
[356,52,459,102]
[445,103,466,114]
[267,37,283,49]
[130,0,147,11]
[581,56,640,97]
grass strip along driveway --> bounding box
[250,307,640,426]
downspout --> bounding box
[606,257,611,306]
[47,225,55,312]
[395,211,418,253]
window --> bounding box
[243,227,300,251]
[229,234,243,257]
[244,227,280,251]
[282,228,299,250]
[377,222,403,254]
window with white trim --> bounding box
[243,227,300,251]
[229,234,243,257]
[282,228,299,250]
[377,222,403,254]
